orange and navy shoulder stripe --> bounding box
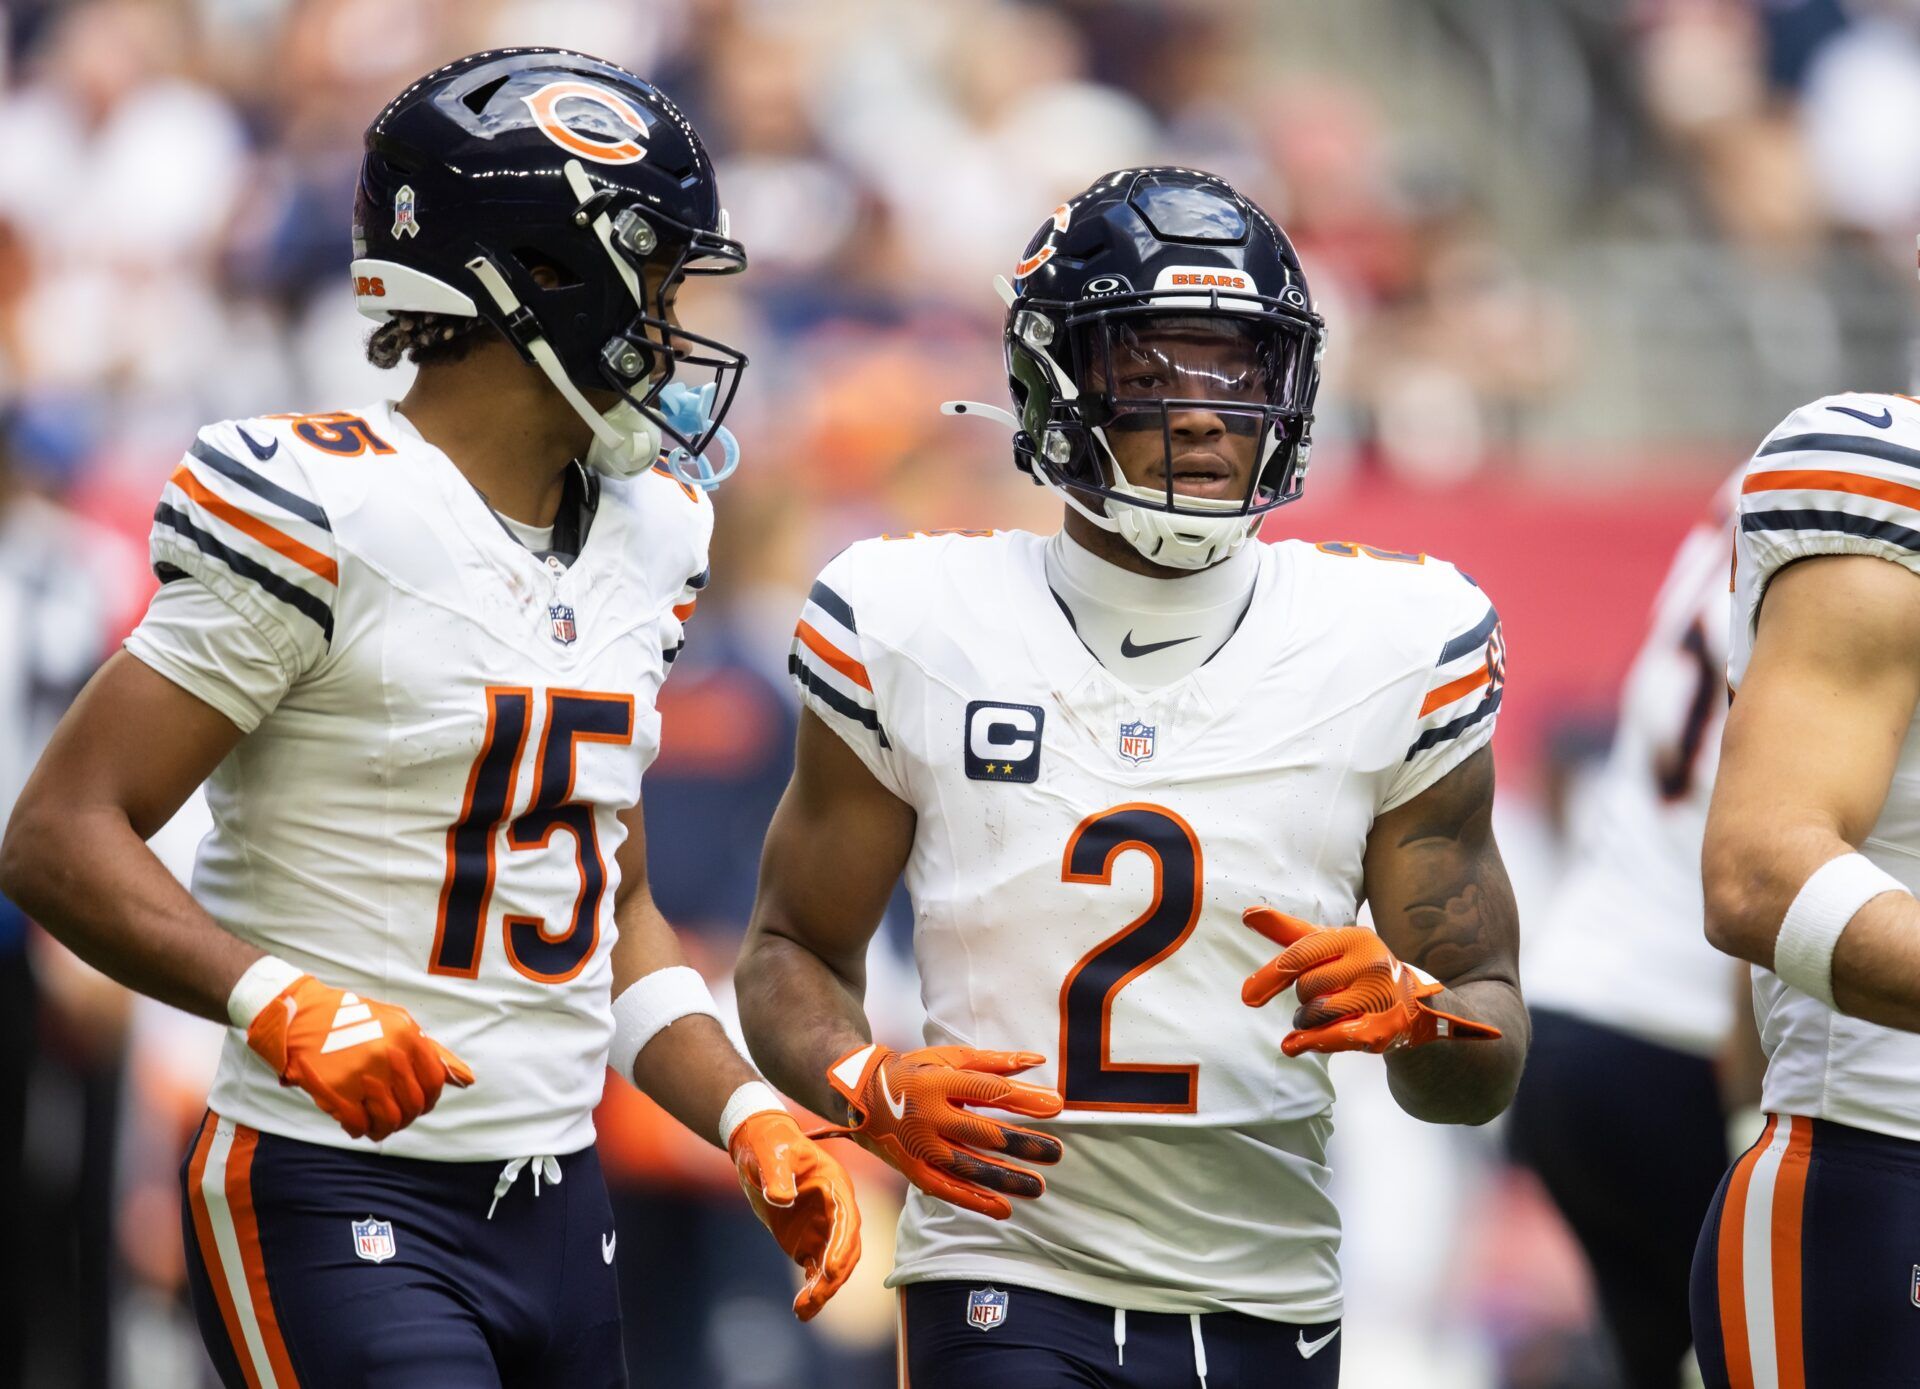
[1408,601,1503,761]
[1741,419,1920,555]
[789,577,889,746]
[664,567,709,667]
[153,428,337,642]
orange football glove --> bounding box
[1241,907,1503,1056]
[811,1044,1064,1220]
[245,975,475,1141]
[729,1110,863,1321]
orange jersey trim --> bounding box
[1420,662,1492,718]
[673,599,697,622]
[171,465,339,586]
[1743,467,1920,513]
[795,619,872,691]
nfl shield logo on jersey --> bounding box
[1911,1265,1920,1307]
[1118,719,1156,764]
[966,1287,1009,1332]
[549,603,578,646]
[352,1216,396,1264]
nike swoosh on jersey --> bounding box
[237,427,280,460]
[602,1231,617,1264]
[880,1068,908,1120]
[1828,404,1893,429]
[1119,630,1200,658]
[1298,1326,1340,1359]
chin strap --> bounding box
[464,254,663,480]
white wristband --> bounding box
[718,1080,786,1149]
[1776,852,1910,1008]
[226,955,305,1029]
[608,965,719,1083]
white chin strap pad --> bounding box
[1111,500,1256,570]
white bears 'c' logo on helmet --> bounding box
[522,81,651,165]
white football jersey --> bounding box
[124,401,708,1161]
[790,528,1504,1321]
[1526,479,1738,1056]
[1732,391,1920,1142]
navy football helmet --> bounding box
[988,168,1324,568]
[352,48,747,483]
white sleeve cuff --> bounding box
[718,1080,786,1149]
[1776,852,1910,1008]
[608,965,719,1083]
[226,955,305,1029]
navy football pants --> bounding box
[1507,1009,1730,1388]
[899,1280,1342,1388]
[181,1111,624,1388]
[1692,1114,1920,1389]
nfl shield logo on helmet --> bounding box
[966,1287,1009,1332]
[352,1216,396,1264]
[1118,719,1156,764]
[549,603,578,646]
[392,184,420,239]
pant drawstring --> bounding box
[1113,1307,1125,1367]
[487,1154,562,1219]
[1190,1313,1208,1388]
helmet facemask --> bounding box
[519,161,749,485]
[1013,293,1321,569]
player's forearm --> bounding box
[0,802,258,1022]
[608,890,767,1145]
[735,926,873,1123]
[628,1012,763,1148]
[1384,978,1529,1124]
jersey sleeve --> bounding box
[139,422,337,707]
[1737,393,1920,610]
[787,547,910,799]
[1380,569,1504,812]
[123,576,297,732]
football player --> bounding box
[735,168,1529,1388]
[0,49,858,1388]
[1511,476,1749,1389]
[1694,386,1920,1386]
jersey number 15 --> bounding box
[431,687,635,984]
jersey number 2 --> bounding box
[431,687,634,983]
[1058,804,1202,1112]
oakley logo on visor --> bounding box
[523,81,651,166]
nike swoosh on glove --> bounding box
[1240,907,1503,1056]
[729,1111,862,1321]
[245,975,474,1141]
[811,1044,1064,1220]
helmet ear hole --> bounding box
[514,248,583,290]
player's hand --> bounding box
[811,1044,1064,1220]
[244,974,475,1141]
[1241,907,1503,1056]
[729,1111,862,1321]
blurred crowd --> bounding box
[1,0,1916,1385]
